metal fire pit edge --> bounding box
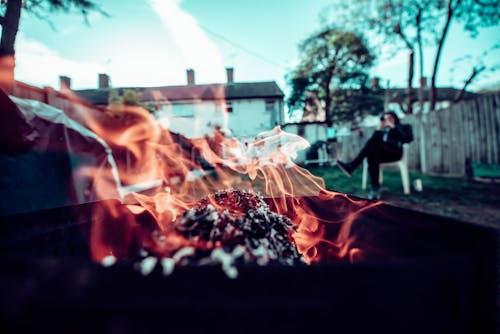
[0,197,497,334]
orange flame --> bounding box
[73,100,374,266]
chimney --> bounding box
[420,77,427,88]
[98,73,110,89]
[186,68,195,85]
[59,75,71,91]
[226,67,234,83]
[370,77,380,89]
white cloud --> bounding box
[14,0,228,90]
[147,0,225,83]
[14,32,192,89]
[14,33,104,89]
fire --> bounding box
[73,99,373,273]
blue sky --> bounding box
[13,0,500,94]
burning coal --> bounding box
[174,189,302,265]
[130,189,304,278]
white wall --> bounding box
[155,100,226,138]
[155,98,282,140]
[227,99,274,139]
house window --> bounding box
[265,100,275,112]
[173,104,194,117]
[225,102,233,113]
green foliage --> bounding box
[286,29,376,125]
[108,89,121,104]
[325,0,499,55]
[330,86,384,124]
[21,0,106,22]
[453,0,500,37]
[108,89,143,107]
[324,0,500,111]
[121,89,142,106]
[0,0,105,57]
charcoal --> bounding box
[132,189,304,277]
[165,189,304,273]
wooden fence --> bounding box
[336,92,500,177]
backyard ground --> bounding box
[305,164,500,228]
[306,163,500,324]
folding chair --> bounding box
[361,144,410,195]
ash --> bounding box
[137,189,304,278]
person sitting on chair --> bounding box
[336,111,413,200]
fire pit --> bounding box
[0,195,496,334]
[0,91,496,333]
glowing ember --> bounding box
[128,189,304,278]
[173,189,303,264]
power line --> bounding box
[198,24,286,69]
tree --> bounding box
[428,0,500,110]
[325,0,441,114]
[108,89,122,105]
[286,29,377,126]
[451,43,500,100]
[329,85,384,125]
[108,88,158,113]
[0,0,105,90]
[325,0,500,112]
[121,89,142,106]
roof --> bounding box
[384,87,478,102]
[74,81,284,105]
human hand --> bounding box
[378,120,391,130]
[379,117,395,129]
[384,118,395,128]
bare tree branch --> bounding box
[415,6,424,79]
[430,0,461,111]
[27,6,57,31]
[454,66,485,103]
[393,23,414,51]
[393,21,415,114]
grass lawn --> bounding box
[305,164,500,228]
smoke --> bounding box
[147,0,225,83]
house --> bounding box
[68,68,285,141]
[380,76,478,114]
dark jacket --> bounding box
[374,123,413,150]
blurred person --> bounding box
[336,111,413,200]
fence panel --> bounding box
[486,94,498,163]
[338,92,500,177]
[495,94,500,161]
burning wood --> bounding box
[135,189,304,278]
